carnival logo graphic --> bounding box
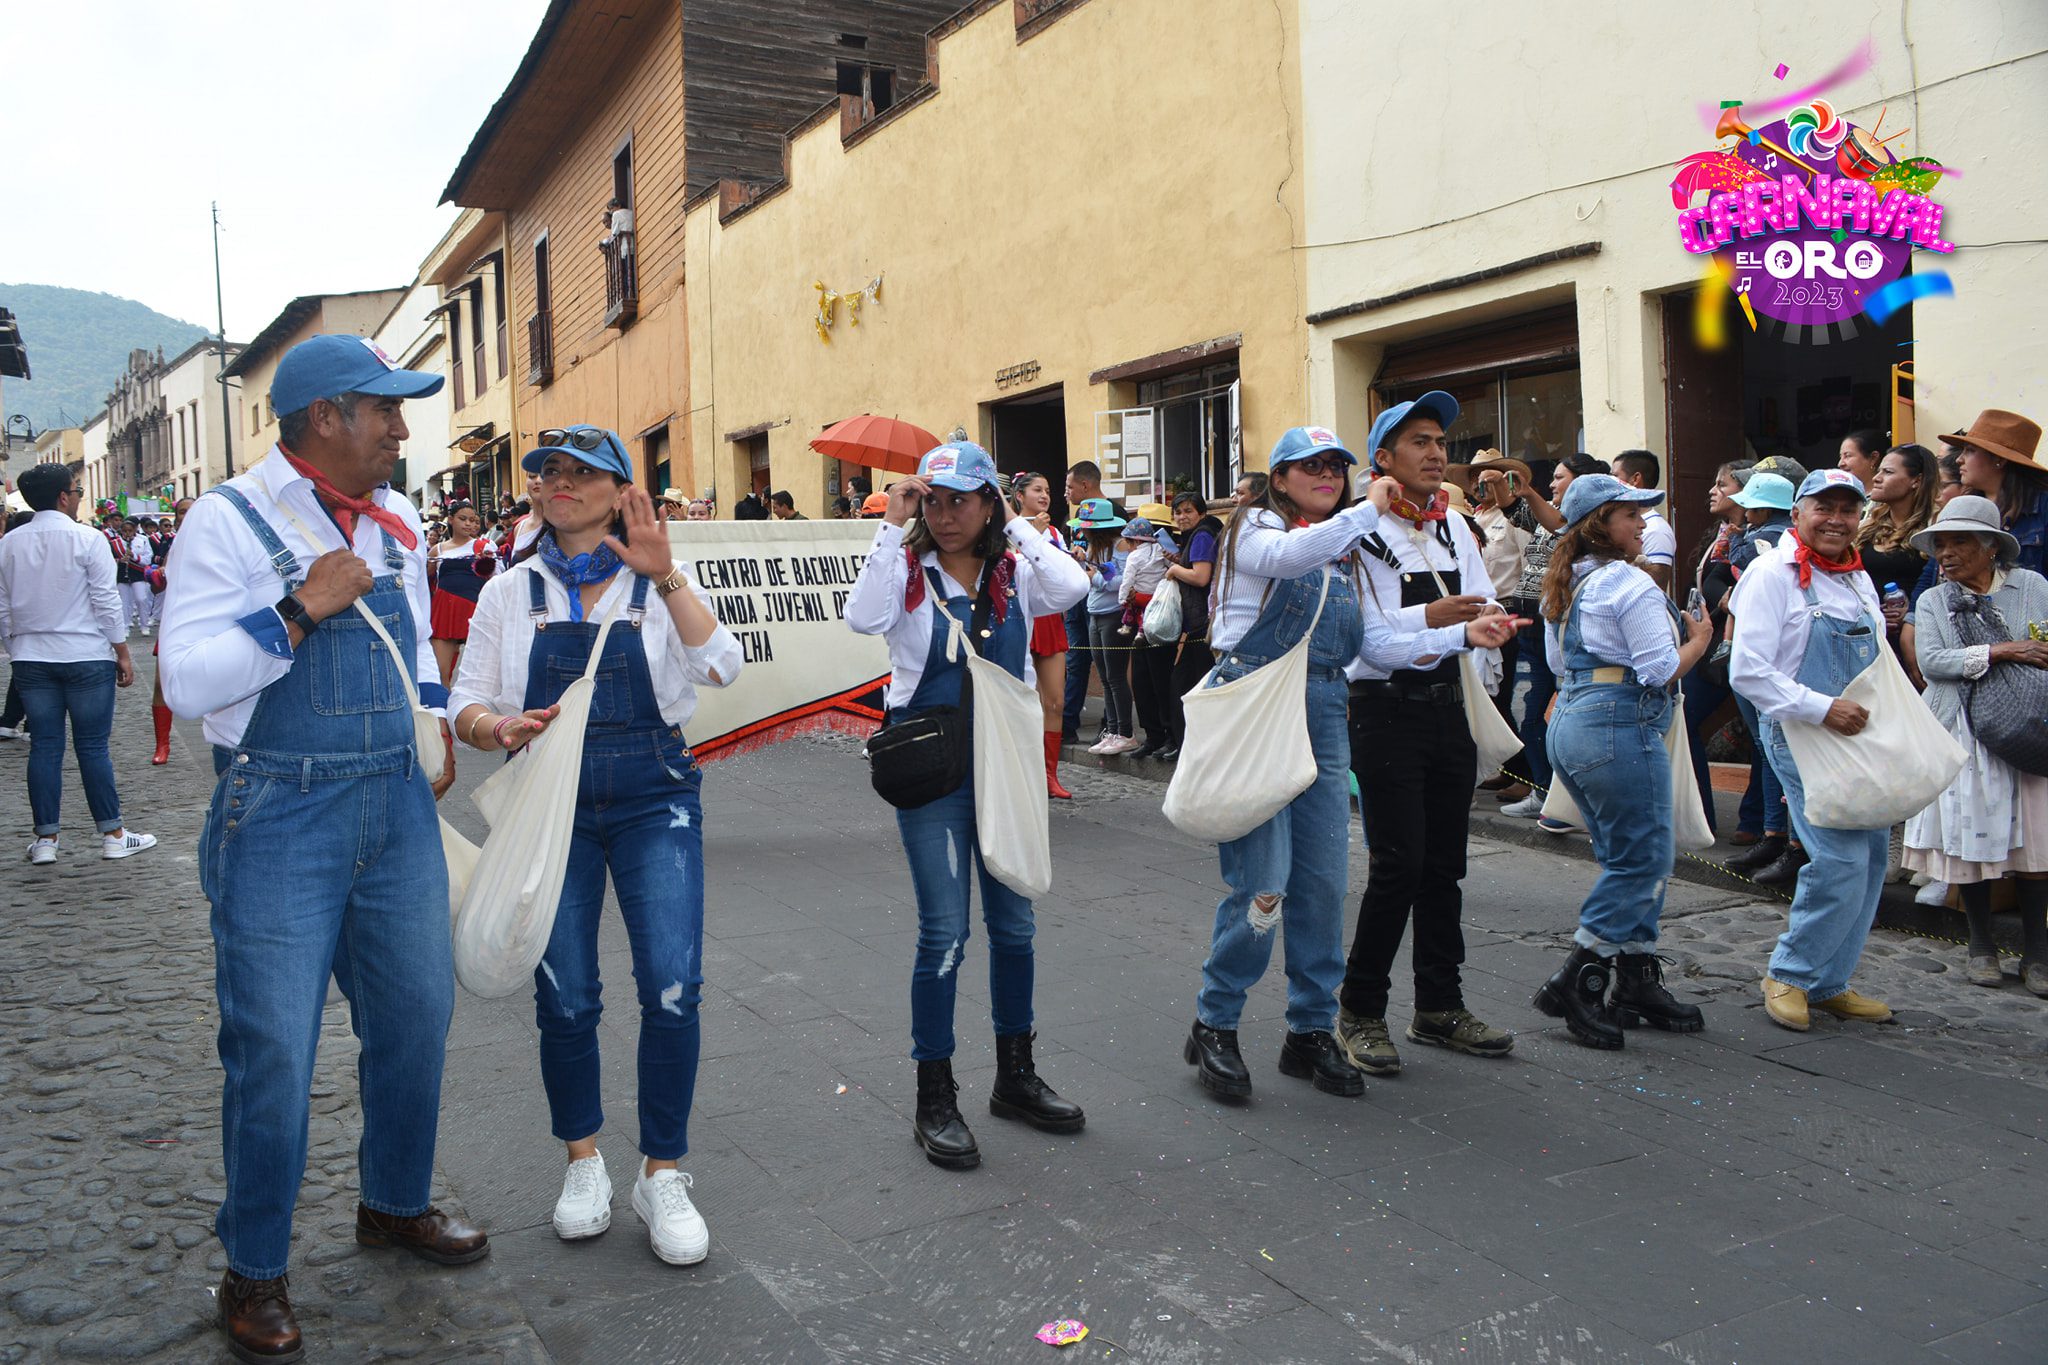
[1671,71,1956,344]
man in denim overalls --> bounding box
[161,335,484,1364]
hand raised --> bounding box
[886,476,929,527]
[1363,476,1402,514]
[602,487,677,578]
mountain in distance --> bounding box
[0,283,211,432]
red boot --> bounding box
[1044,732,1072,800]
[151,702,173,765]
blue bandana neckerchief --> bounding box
[536,531,624,621]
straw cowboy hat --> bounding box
[1950,409,2043,471]
[1447,449,1534,496]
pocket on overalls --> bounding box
[1551,697,1618,774]
[657,736,702,787]
[309,610,406,716]
[547,655,630,725]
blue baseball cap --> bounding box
[1557,473,1664,529]
[1796,468,1870,503]
[918,441,1000,494]
[1730,472,1796,511]
[1366,391,1460,467]
[1269,425,1356,470]
[270,334,445,419]
[1123,517,1157,539]
[521,424,635,481]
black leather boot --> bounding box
[1722,834,1786,874]
[1532,947,1625,1050]
[913,1058,981,1170]
[989,1032,1085,1132]
[1182,1021,1252,1099]
[1611,953,1705,1033]
[1753,842,1811,889]
[1278,1030,1365,1097]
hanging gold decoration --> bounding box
[812,274,884,343]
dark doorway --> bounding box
[988,385,1068,519]
[1661,291,1744,594]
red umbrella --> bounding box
[809,414,941,477]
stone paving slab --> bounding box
[4,654,2048,1363]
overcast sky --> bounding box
[1,0,552,339]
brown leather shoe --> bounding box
[354,1204,490,1265]
[217,1270,303,1363]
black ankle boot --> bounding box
[1532,947,1625,1049]
[1278,1030,1365,1097]
[1610,953,1705,1033]
[1182,1021,1252,1099]
[914,1058,981,1169]
[989,1032,1085,1133]
[1723,834,1786,874]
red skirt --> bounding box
[431,589,478,641]
[1029,613,1069,657]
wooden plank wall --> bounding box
[680,0,963,195]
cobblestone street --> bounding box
[3,650,2047,1362]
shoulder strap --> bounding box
[208,486,303,583]
[527,566,549,619]
[1397,521,1458,601]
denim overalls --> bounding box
[199,487,452,1281]
[895,566,1034,1062]
[1196,567,1363,1034]
[521,569,707,1160]
[1547,569,1679,955]
[1758,578,1886,1002]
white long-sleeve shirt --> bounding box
[1544,559,1681,686]
[846,517,1088,708]
[1209,503,1384,654]
[159,448,443,746]
[128,533,155,567]
[1119,542,1167,603]
[447,558,742,732]
[1729,536,1882,725]
[1348,512,1498,688]
[0,510,128,663]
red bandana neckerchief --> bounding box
[281,449,418,551]
[1388,489,1449,526]
[902,549,1015,624]
[1786,528,1863,589]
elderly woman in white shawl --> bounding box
[1902,495,2048,994]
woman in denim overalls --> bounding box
[1729,470,1893,1032]
[845,442,1090,1171]
[448,426,742,1266]
[1531,476,1714,1049]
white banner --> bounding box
[664,519,890,759]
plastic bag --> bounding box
[1779,646,1966,830]
[1141,582,1184,646]
[1164,571,1327,843]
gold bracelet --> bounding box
[654,565,688,598]
[464,710,492,747]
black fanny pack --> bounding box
[865,565,995,809]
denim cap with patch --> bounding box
[1730,472,1796,511]
[1365,391,1460,468]
[1557,473,1664,530]
[521,425,635,481]
[271,333,445,418]
[1269,425,1356,469]
[918,441,1000,494]
[1796,468,1869,503]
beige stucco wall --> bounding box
[684,0,1306,517]
[1299,0,2048,456]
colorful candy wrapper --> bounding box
[1036,1319,1090,1347]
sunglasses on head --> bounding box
[538,428,608,452]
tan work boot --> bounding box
[1812,988,1892,1023]
[1761,976,1809,1031]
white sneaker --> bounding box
[1108,735,1145,755]
[631,1166,708,1266]
[552,1153,612,1240]
[0,726,23,741]
[1499,793,1544,818]
[101,830,157,860]
[26,837,57,865]
[1087,735,1118,754]
[1914,879,1951,907]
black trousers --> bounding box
[1340,693,1478,1018]
[1165,638,1213,749]
[1132,638,1169,743]
[0,679,22,730]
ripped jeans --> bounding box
[897,774,1035,1061]
[534,733,705,1160]
[1196,668,1353,1035]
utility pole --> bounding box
[212,202,235,480]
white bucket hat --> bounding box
[1908,494,2020,564]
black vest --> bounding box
[1364,521,1461,684]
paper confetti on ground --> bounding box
[835,1084,848,1094]
[1036,1319,1090,1347]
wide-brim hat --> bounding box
[1448,449,1534,488]
[1069,496,1127,530]
[1949,409,2044,471]
[1557,473,1663,529]
[1908,493,2020,563]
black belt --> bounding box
[1349,678,1464,706]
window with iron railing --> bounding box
[527,312,553,386]
[603,238,637,328]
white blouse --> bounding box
[1209,503,1384,653]
[844,517,1089,708]
[447,558,744,735]
[1544,559,1681,686]
[1728,536,1882,725]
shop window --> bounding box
[1375,306,1582,476]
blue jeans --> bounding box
[201,748,451,1279]
[1762,721,1887,1001]
[1060,600,1093,736]
[1550,686,1676,954]
[897,776,1035,1060]
[1515,617,1556,790]
[13,659,123,836]
[1197,671,1352,1033]
[1734,694,1786,835]
[1088,612,1133,738]
[535,735,705,1160]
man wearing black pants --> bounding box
[1335,393,1516,1077]
[1059,461,1125,742]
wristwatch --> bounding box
[275,593,317,635]
[653,565,688,598]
